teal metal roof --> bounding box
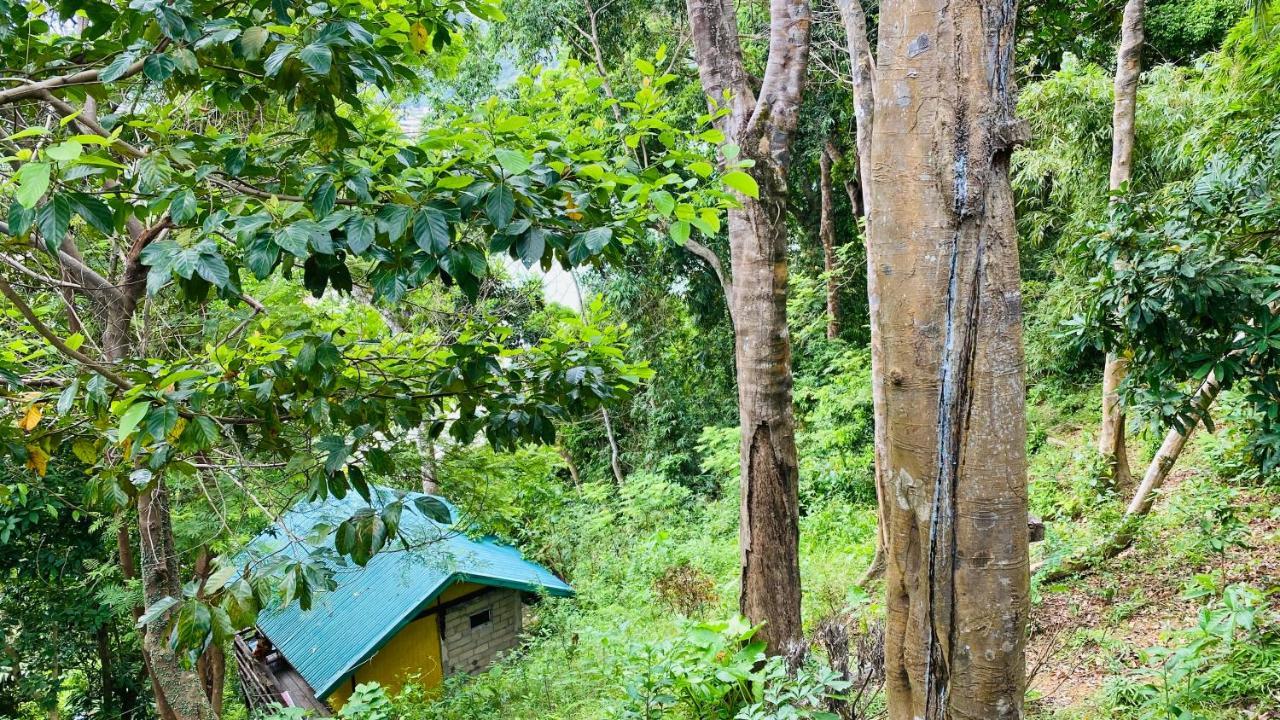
[244,486,573,699]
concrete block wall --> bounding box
[441,588,523,675]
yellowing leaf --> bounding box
[409,22,429,53]
[168,416,187,443]
[18,405,42,433]
[72,439,98,464]
[25,445,49,477]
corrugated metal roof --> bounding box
[246,486,573,699]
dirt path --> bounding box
[1025,472,1280,717]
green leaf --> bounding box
[317,435,350,475]
[238,27,270,60]
[311,180,336,217]
[99,53,136,83]
[195,253,231,288]
[484,185,515,228]
[169,189,197,223]
[435,174,473,189]
[413,206,450,254]
[15,163,51,208]
[179,415,219,451]
[688,161,714,178]
[8,204,35,236]
[721,170,759,199]
[494,148,532,176]
[36,195,73,251]
[142,54,176,82]
[345,214,375,254]
[274,224,311,258]
[57,378,79,414]
[118,402,150,439]
[650,190,675,217]
[171,48,199,75]
[136,596,179,628]
[264,43,294,76]
[581,226,612,253]
[298,44,333,75]
[518,228,546,268]
[670,220,690,246]
[244,236,279,279]
[45,140,83,163]
[67,193,114,234]
[376,204,412,242]
[136,155,172,192]
[413,496,453,524]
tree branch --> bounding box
[743,0,812,154]
[0,40,170,107]
[0,273,133,389]
[686,0,755,133]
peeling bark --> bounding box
[686,0,811,654]
[867,0,1029,717]
[1098,0,1145,489]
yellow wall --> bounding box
[325,582,485,710]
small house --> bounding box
[233,487,572,715]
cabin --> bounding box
[233,486,573,715]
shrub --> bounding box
[1104,578,1280,719]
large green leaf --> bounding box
[484,185,515,228]
[413,206,450,253]
[722,170,759,199]
[15,163,51,208]
[67,193,115,234]
[298,44,333,75]
[118,402,150,439]
[36,195,73,251]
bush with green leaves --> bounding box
[608,617,850,720]
[1104,578,1280,719]
[258,682,392,720]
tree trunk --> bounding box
[868,1,1029,717]
[420,439,439,495]
[120,513,177,720]
[834,0,889,589]
[731,191,805,656]
[96,623,116,718]
[819,148,841,340]
[138,479,214,720]
[1042,375,1219,582]
[1098,0,1145,489]
[686,0,811,655]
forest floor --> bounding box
[1026,463,1280,718]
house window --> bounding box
[469,609,491,629]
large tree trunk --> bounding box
[138,479,214,720]
[819,147,841,339]
[1098,0,1145,489]
[731,191,805,655]
[868,0,1029,717]
[686,0,811,655]
[118,523,175,720]
[93,221,211,720]
[834,0,889,589]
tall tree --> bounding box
[1098,0,1146,488]
[833,0,887,587]
[865,0,1029,716]
[685,0,812,653]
